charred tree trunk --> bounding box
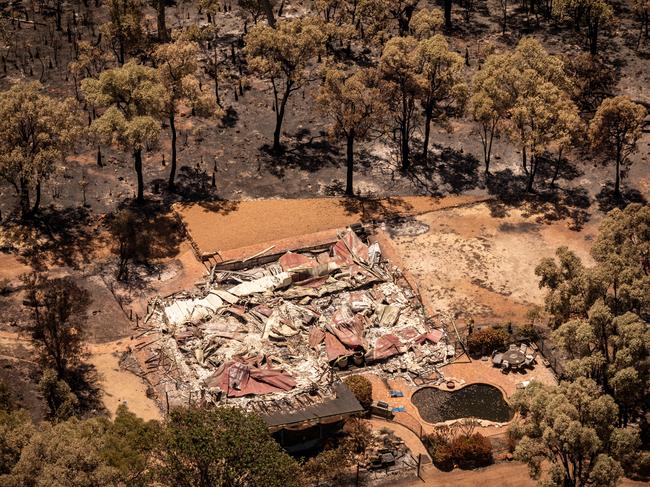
[32,181,41,214]
[423,102,433,159]
[168,111,177,190]
[55,0,63,31]
[522,145,528,175]
[262,0,276,28]
[614,143,622,198]
[157,0,169,42]
[482,121,497,175]
[134,149,144,203]
[401,123,410,172]
[19,177,30,219]
[444,0,453,29]
[551,147,563,186]
[400,88,412,172]
[589,18,599,55]
[272,81,292,155]
[346,131,354,196]
[526,154,538,192]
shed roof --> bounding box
[263,382,363,429]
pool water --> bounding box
[411,384,513,423]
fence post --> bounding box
[417,454,424,481]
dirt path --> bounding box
[395,461,537,487]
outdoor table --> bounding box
[502,349,526,368]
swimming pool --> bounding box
[411,383,513,423]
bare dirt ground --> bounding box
[176,195,483,257]
[385,201,600,328]
[396,461,649,487]
[86,340,161,421]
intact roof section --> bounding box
[263,382,363,428]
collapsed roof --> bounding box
[137,228,453,415]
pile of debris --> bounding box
[137,228,453,413]
[365,429,415,471]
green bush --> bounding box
[343,375,373,409]
[467,327,509,356]
[157,407,302,487]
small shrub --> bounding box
[425,429,493,471]
[0,380,13,411]
[343,375,372,409]
[424,428,454,471]
[449,433,493,469]
[467,327,508,356]
[303,446,351,485]
[432,444,454,471]
[343,418,371,454]
[0,278,10,295]
[517,323,540,342]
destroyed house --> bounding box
[135,228,452,446]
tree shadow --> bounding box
[407,145,481,196]
[172,164,219,201]
[190,199,241,214]
[102,200,189,293]
[259,132,341,178]
[322,179,346,196]
[436,148,481,194]
[535,152,584,184]
[67,362,107,417]
[5,207,107,271]
[108,200,186,262]
[596,182,647,213]
[486,168,592,230]
[337,194,415,221]
[220,106,239,128]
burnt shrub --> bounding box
[467,327,508,356]
[343,375,373,409]
[424,427,493,471]
[449,432,493,469]
[516,323,541,343]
